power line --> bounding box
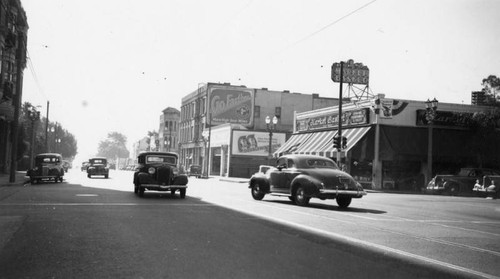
[26,49,48,101]
[283,0,378,51]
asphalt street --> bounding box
[0,169,498,279]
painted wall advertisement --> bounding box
[209,85,254,127]
[296,108,370,132]
[232,130,286,156]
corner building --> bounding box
[275,95,500,190]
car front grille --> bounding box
[157,167,171,185]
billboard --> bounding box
[232,130,286,156]
[331,59,369,85]
[209,85,254,127]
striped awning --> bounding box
[273,133,314,157]
[293,130,335,155]
[320,126,371,157]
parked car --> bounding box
[426,168,500,195]
[133,151,188,197]
[81,161,89,172]
[249,154,367,208]
[472,175,500,199]
[62,160,71,172]
[187,164,202,178]
[27,153,65,184]
[87,157,109,178]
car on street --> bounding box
[249,154,367,208]
[133,151,188,197]
[87,157,109,178]
[187,164,202,178]
[426,167,500,195]
[27,153,65,184]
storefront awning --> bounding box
[293,130,335,155]
[273,133,314,156]
[320,126,371,157]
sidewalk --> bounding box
[0,171,28,187]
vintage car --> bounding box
[187,164,202,178]
[87,157,109,178]
[249,155,366,208]
[426,167,500,195]
[27,153,65,184]
[133,151,188,198]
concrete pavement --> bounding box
[0,171,28,186]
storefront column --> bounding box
[372,123,382,189]
[220,145,228,177]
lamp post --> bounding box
[425,98,438,184]
[266,115,278,164]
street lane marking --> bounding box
[0,203,217,206]
[76,194,99,197]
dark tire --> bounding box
[336,196,352,208]
[30,178,35,184]
[288,196,296,202]
[87,174,91,178]
[294,186,310,206]
[251,182,265,200]
[105,174,108,179]
[134,184,139,194]
[179,188,186,199]
[138,186,145,197]
[444,183,458,196]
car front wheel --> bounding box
[251,183,265,200]
[180,188,186,199]
[294,186,310,206]
[336,196,352,208]
[138,186,145,197]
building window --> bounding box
[275,107,281,118]
[254,106,260,118]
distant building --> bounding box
[0,0,28,173]
[179,82,338,177]
[159,107,180,153]
[471,91,486,106]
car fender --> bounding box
[173,174,188,185]
[137,172,152,184]
[249,173,270,192]
[290,174,321,196]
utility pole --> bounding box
[45,100,50,152]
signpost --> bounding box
[331,59,369,165]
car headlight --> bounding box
[148,167,156,174]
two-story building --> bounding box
[159,107,180,153]
[179,82,338,177]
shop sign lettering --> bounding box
[296,108,370,132]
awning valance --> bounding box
[273,133,313,156]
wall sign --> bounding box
[296,108,370,132]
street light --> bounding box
[266,115,278,164]
[425,98,438,184]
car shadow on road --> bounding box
[265,200,387,214]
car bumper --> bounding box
[139,184,188,190]
[319,189,367,197]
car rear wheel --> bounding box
[180,188,186,199]
[336,196,352,208]
[251,182,265,200]
[294,186,310,206]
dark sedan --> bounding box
[249,154,366,208]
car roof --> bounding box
[35,153,62,158]
[138,151,178,158]
[278,154,333,161]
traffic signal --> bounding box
[342,136,347,149]
[333,136,341,149]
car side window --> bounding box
[277,158,287,169]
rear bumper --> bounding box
[319,189,367,198]
[139,184,188,191]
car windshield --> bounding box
[304,159,337,169]
[146,156,176,164]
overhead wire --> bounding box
[26,49,48,101]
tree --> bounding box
[481,75,500,106]
[97,132,130,159]
[467,109,500,167]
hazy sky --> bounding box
[20,0,500,160]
